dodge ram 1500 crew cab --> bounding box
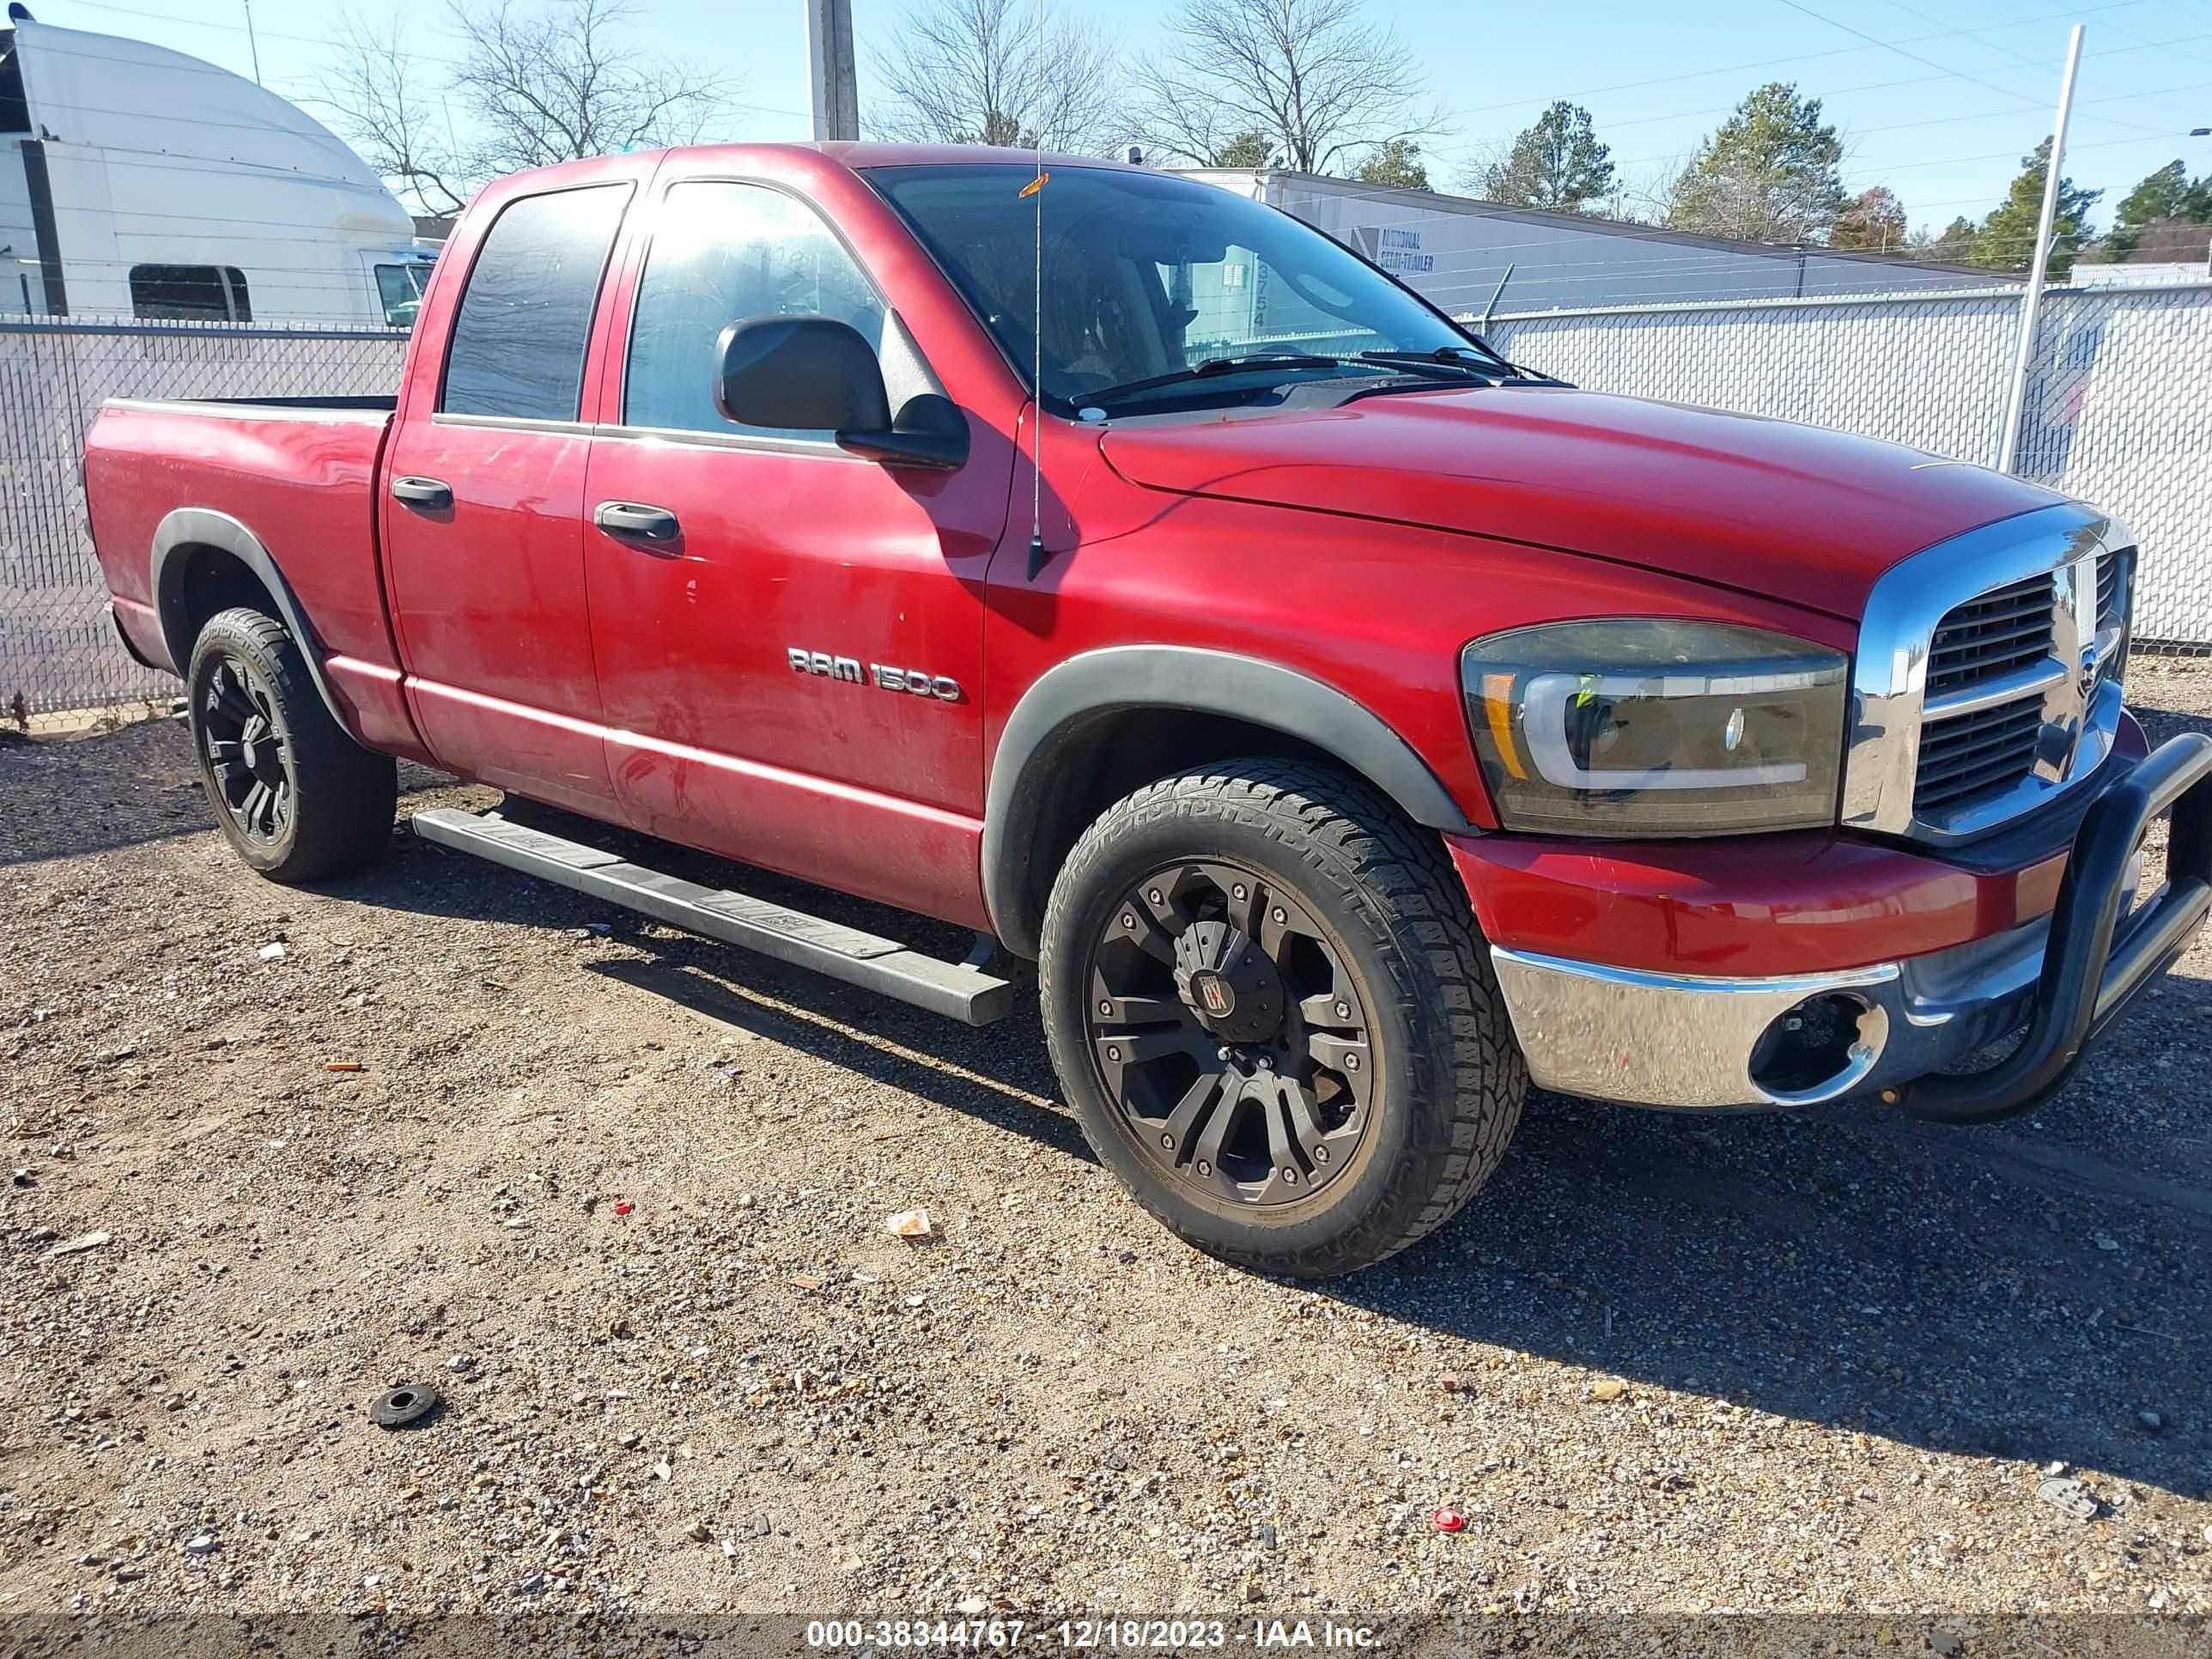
[87,144,2212,1278]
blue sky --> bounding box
[31,0,2212,236]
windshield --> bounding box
[866,164,1479,416]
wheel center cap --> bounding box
[1192,971,1236,1018]
[1172,920,1283,1044]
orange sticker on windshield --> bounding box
[1019,172,1049,198]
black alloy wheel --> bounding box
[1040,760,1528,1278]
[185,606,398,883]
[1085,858,1375,1208]
[199,651,295,847]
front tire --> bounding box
[186,607,397,883]
[1039,760,1527,1279]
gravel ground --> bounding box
[3,666,2211,1645]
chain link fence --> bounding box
[1488,282,2212,650]
[3,286,2210,721]
[0,318,407,723]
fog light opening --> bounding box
[1749,992,1887,1103]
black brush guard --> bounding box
[1904,732,2212,1123]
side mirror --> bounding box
[716,316,891,433]
[835,392,969,471]
[714,316,969,471]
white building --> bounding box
[2072,260,2210,289]
[2,4,433,324]
[1182,169,2021,321]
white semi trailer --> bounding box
[2,4,434,325]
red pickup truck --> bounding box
[87,144,2212,1277]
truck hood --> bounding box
[1097,386,2067,621]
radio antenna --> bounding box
[1024,0,1048,580]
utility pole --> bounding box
[241,0,262,84]
[806,0,859,143]
[1996,22,2083,475]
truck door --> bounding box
[380,177,634,815]
[580,172,1011,927]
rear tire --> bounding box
[185,607,396,883]
[1039,759,1527,1279]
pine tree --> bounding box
[1479,102,1615,214]
[1355,138,1431,190]
[1914,215,1979,264]
[2106,160,2189,258]
[1665,83,1848,243]
[1215,129,1273,167]
[1972,139,2101,278]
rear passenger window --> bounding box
[624,180,888,435]
[441,185,630,422]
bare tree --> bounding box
[451,0,730,174]
[1128,0,1443,176]
[868,0,1121,153]
[315,0,731,216]
[314,15,479,217]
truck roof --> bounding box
[489,142,1149,193]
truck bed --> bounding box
[85,394,403,733]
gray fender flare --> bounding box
[150,507,350,730]
[981,644,1474,956]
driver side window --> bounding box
[624,180,888,435]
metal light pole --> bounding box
[1996,23,2085,475]
[806,0,859,143]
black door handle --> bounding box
[593,501,682,543]
[391,476,453,510]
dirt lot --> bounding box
[3,664,2212,1645]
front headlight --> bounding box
[1461,620,1849,836]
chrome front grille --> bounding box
[2097,545,2129,635]
[1908,548,2134,817]
[1924,573,2056,696]
[1913,696,2044,813]
[1845,507,2136,844]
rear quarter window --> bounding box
[441,185,631,422]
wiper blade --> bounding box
[1085,352,1348,404]
[1362,346,1566,386]
[1354,350,1500,382]
[1197,351,1343,375]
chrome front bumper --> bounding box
[1491,733,2212,1115]
[1492,927,2042,1110]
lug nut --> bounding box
[1148,888,1163,904]
[1279,1168,1297,1185]
[1232,884,1248,900]
[1334,1000,1351,1018]
[1107,1046,1122,1062]
[1195,1159,1212,1177]
[1122,913,1136,929]
[1272,907,1286,924]
[1313,1146,1329,1164]
[1099,999,1113,1014]
[1344,1053,1361,1071]
[1160,1133,1174,1149]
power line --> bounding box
[1450,0,2166,122]
[1771,0,2184,138]
[1773,0,2087,111]
[40,0,811,118]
